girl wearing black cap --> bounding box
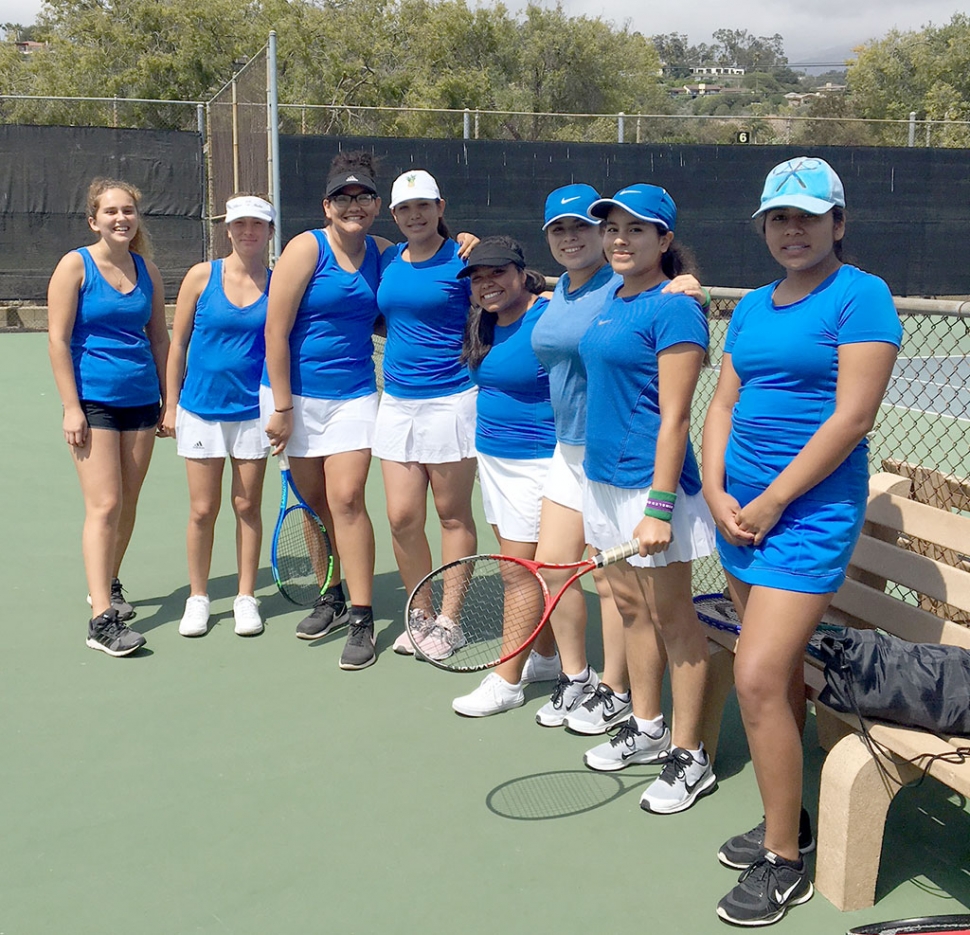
[263,150,390,671]
[577,185,717,819]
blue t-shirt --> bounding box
[179,259,270,422]
[531,264,620,446]
[263,229,380,400]
[377,240,473,399]
[71,247,159,407]
[470,298,556,459]
[724,264,902,502]
[580,283,708,492]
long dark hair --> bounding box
[460,236,545,369]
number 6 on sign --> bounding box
[405,539,641,671]
[270,452,335,606]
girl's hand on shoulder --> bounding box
[264,409,293,456]
[62,406,88,448]
[662,274,708,307]
[633,515,672,556]
[734,491,785,546]
[704,489,755,546]
[455,232,480,259]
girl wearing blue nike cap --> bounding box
[703,157,901,926]
[577,184,717,820]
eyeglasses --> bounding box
[329,192,377,207]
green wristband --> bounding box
[700,287,711,309]
[643,506,673,522]
[648,489,677,505]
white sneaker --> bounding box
[535,667,600,727]
[453,673,526,717]
[640,745,716,814]
[233,594,263,636]
[563,683,633,735]
[583,716,671,772]
[179,594,211,637]
[521,649,561,684]
[393,608,432,655]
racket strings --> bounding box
[411,557,547,669]
[277,507,332,604]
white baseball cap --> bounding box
[389,170,441,209]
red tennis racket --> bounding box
[405,539,640,672]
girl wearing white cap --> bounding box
[577,184,717,820]
[48,177,169,657]
[375,169,479,656]
[162,193,275,638]
[704,158,901,926]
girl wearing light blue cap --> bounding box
[576,184,718,820]
[163,194,276,639]
[703,157,902,926]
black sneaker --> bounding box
[339,610,376,670]
[716,851,813,926]
[86,578,136,621]
[717,808,815,870]
[295,588,350,640]
[86,608,146,657]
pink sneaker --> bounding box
[393,608,432,655]
[413,614,466,661]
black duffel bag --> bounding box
[817,627,970,736]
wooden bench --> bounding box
[698,471,970,912]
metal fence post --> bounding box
[618,112,625,143]
[463,108,470,140]
[908,111,916,147]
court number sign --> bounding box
[736,130,751,144]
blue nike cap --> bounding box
[542,183,602,230]
[588,184,677,233]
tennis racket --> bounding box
[405,538,640,672]
[847,915,970,935]
[693,592,843,660]
[270,452,334,606]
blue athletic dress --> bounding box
[717,265,903,593]
[71,247,159,407]
[179,259,269,422]
[377,240,473,399]
[261,229,381,400]
[579,283,707,492]
[531,264,620,446]
[469,298,556,460]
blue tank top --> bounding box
[178,259,270,421]
[470,298,556,459]
[531,264,620,446]
[71,246,159,407]
[270,229,380,400]
[377,240,473,399]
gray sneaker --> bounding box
[86,608,146,657]
[717,808,815,870]
[583,716,670,771]
[296,589,350,640]
[86,577,135,621]
[339,611,376,670]
[640,745,716,814]
[535,668,600,727]
[562,683,632,735]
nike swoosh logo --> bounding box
[560,196,581,204]
[773,881,802,904]
[597,319,612,325]
[602,705,629,722]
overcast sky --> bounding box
[3,0,967,64]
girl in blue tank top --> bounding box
[47,177,169,658]
[703,158,901,927]
[263,151,395,672]
[374,170,480,657]
[163,195,275,639]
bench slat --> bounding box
[867,488,970,558]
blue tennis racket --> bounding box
[270,452,334,606]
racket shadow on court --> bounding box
[486,768,660,821]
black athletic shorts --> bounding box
[80,399,161,432]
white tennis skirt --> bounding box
[477,451,553,543]
[372,387,477,463]
[583,480,716,568]
[542,441,585,512]
[176,406,269,460]
[259,386,378,458]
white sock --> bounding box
[634,714,665,734]
[565,666,591,682]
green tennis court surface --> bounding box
[4,332,969,934]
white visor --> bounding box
[225,195,275,224]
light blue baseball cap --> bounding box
[588,184,677,233]
[542,183,602,230]
[753,156,845,217]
